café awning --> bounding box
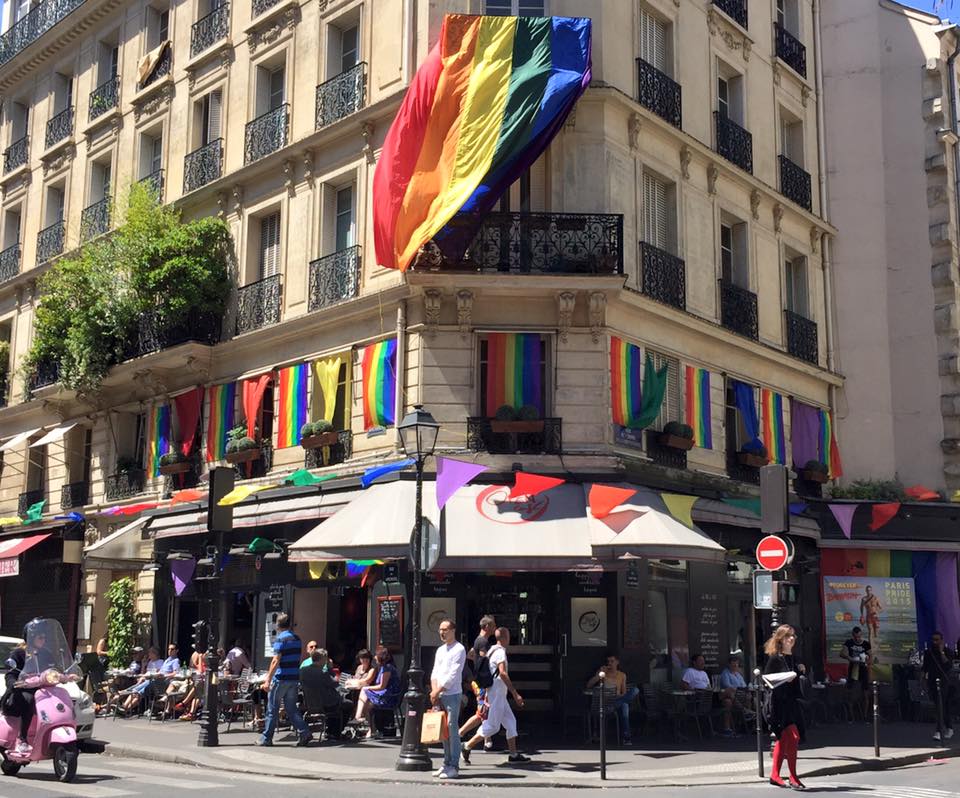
[84,517,150,569]
[29,422,78,448]
[0,533,51,559]
[0,429,40,451]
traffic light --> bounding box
[191,620,209,653]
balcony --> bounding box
[252,0,280,16]
[191,2,230,58]
[236,274,281,335]
[785,309,818,365]
[0,374,8,408]
[636,58,681,129]
[89,75,119,122]
[245,104,288,164]
[466,417,562,455]
[162,451,202,496]
[304,430,353,469]
[638,242,685,310]
[645,429,687,470]
[18,488,46,517]
[183,139,223,193]
[3,136,28,174]
[122,308,222,360]
[719,279,758,340]
[714,112,753,174]
[139,168,164,201]
[105,468,146,501]
[28,358,60,392]
[713,0,747,29]
[778,154,812,212]
[45,107,73,149]
[315,62,367,130]
[36,220,65,263]
[0,0,87,67]
[80,197,111,242]
[431,212,623,275]
[775,23,806,78]
[0,243,21,284]
[308,245,360,313]
[233,440,272,480]
[139,44,171,89]
[60,481,89,510]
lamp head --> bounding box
[397,404,440,460]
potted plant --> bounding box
[490,404,544,434]
[114,455,142,475]
[300,419,340,449]
[225,423,261,465]
[659,421,695,451]
[799,459,829,484]
[737,444,769,468]
[158,451,191,475]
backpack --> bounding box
[475,654,495,689]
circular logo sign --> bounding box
[475,485,549,524]
[756,534,789,571]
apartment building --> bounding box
[0,0,837,704]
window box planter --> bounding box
[225,447,262,465]
[490,419,545,434]
[658,433,694,451]
[301,431,341,449]
[737,451,769,468]
[159,461,192,476]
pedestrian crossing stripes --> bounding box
[750,784,960,798]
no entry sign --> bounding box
[756,534,789,571]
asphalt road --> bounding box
[0,754,956,796]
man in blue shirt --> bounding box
[160,644,181,674]
[257,613,312,747]
[718,655,748,737]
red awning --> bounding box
[0,533,51,559]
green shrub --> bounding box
[664,421,694,439]
[105,577,136,670]
[237,437,259,451]
[300,422,316,439]
[829,480,907,501]
[115,456,141,474]
[494,405,517,422]
[225,439,240,454]
[517,404,541,421]
[158,451,185,466]
[313,419,334,433]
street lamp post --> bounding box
[395,404,440,772]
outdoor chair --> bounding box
[907,679,938,723]
[584,685,621,744]
[823,683,851,722]
[301,685,343,741]
[222,668,254,732]
[150,679,186,722]
[733,687,758,733]
[640,684,666,737]
[691,689,715,738]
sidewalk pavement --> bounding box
[95,717,960,788]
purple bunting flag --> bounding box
[828,503,858,540]
[436,457,488,511]
[170,559,196,597]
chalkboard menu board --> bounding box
[377,595,404,652]
[688,563,726,671]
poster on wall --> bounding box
[571,597,607,647]
[421,597,456,638]
[822,576,917,680]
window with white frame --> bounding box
[195,88,222,148]
[89,160,111,204]
[3,206,21,249]
[639,7,670,75]
[717,64,744,125]
[327,15,361,79]
[785,254,809,318]
[45,184,65,227]
[485,0,545,15]
[335,185,355,251]
[776,0,799,35]
[642,171,677,253]
[780,109,804,166]
[139,130,163,179]
[720,215,749,289]
[258,211,281,280]
[53,73,73,114]
[648,349,681,432]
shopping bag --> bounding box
[420,708,449,744]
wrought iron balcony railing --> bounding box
[45,106,73,148]
[0,0,87,66]
[61,481,89,510]
[163,451,202,496]
[305,430,353,469]
[430,212,623,275]
[191,2,230,58]
[467,417,562,455]
[105,468,146,501]
[713,0,747,29]
[183,138,223,193]
[236,273,281,335]
[18,488,45,517]
[245,104,288,164]
[714,112,753,174]
[308,245,360,313]
[778,154,812,212]
[139,168,164,201]
[719,278,758,340]
[89,75,119,121]
[80,197,111,242]
[0,375,7,409]
[122,307,222,360]
[639,241,685,310]
[0,243,21,284]
[636,58,681,129]
[28,358,60,392]
[139,43,171,89]
[36,220,65,263]
[233,440,273,479]
[315,62,367,130]
[785,309,818,365]
[252,0,280,17]
[775,22,806,78]
[3,136,28,173]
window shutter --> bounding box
[640,9,666,72]
[643,172,667,250]
[649,350,680,432]
[259,212,281,279]
[269,68,285,111]
[206,89,222,142]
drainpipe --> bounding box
[813,0,835,375]
[946,29,960,251]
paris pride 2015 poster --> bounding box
[822,576,917,681]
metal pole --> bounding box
[198,530,224,747]
[936,677,945,742]
[599,671,607,781]
[872,680,879,758]
[754,668,764,778]
[396,458,431,771]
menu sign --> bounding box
[688,563,726,672]
[622,595,643,649]
[377,595,404,652]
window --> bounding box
[134,412,147,469]
[90,160,111,203]
[776,0,799,34]
[725,379,758,452]
[10,100,28,141]
[260,382,275,442]
[45,185,65,226]
[780,111,803,166]
[639,7,668,74]
[197,89,222,147]
[495,156,546,212]
[326,17,361,80]
[485,0,545,15]
[139,131,163,178]
[26,443,46,492]
[66,426,92,485]
[268,67,284,111]
[340,25,359,73]
[53,73,73,113]
[643,172,668,251]
[647,349,680,432]
[785,255,808,317]
[720,217,748,288]
[3,207,21,249]
[478,334,548,417]
[312,358,351,432]
[258,211,281,279]
[717,65,744,125]
[335,186,354,251]
[97,40,119,85]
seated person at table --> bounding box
[345,649,376,689]
[127,646,144,675]
[122,647,165,712]
[354,646,401,739]
[681,653,710,691]
[224,640,251,676]
[301,640,319,669]
[718,655,747,736]
[301,650,342,710]
[586,652,639,745]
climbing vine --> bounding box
[104,577,136,669]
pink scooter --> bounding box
[0,618,82,783]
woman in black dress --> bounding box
[763,624,806,790]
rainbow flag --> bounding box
[485,333,541,414]
[146,404,170,478]
[685,366,712,448]
[610,336,642,428]
[206,383,235,462]
[276,363,309,448]
[373,14,591,271]
[761,388,786,464]
[361,339,398,429]
[819,408,843,479]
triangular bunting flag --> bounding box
[308,562,328,580]
[436,458,488,510]
[218,484,276,506]
[21,500,45,524]
[905,485,939,502]
[360,459,416,489]
[722,497,761,516]
[170,489,205,505]
[869,502,900,532]
[661,493,698,528]
[286,469,340,487]
[170,559,196,597]
[828,503,858,540]
[788,502,808,516]
[509,472,565,499]
[588,485,636,520]
[0,516,23,526]
[600,509,645,535]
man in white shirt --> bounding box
[430,619,466,780]
[681,653,711,691]
[224,639,252,676]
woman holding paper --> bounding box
[763,625,806,790]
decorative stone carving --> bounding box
[773,202,784,233]
[249,6,299,52]
[413,241,442,269]
[41,143,75,175]
[216,191,228,218]
[628,113,641,151]
[810,226,821,254]
[588,292,606,343]
[750,189,761,220]
[41,400,68,422]
[134,369,169,397]
[360,121,375,164]
[184,355,211,384]
[707,162,719,195]
[133,83,173,122]
[303,149,314,185]
[556,291,576,342]
[680,145,691,180]
[456,289,473,337]
[84,524,101,548]
[1,169,30,197]
[743,39,751,62]
[423,289,442,336]
[231,185,244,215]
[707,9,750,60]
[219,46,235,71]
[283,158,295,195]
[565,107,577,130]
[801,85,810,107]
[773,63,782,86]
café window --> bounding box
[478,333,549,417]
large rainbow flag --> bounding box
[146,404,171,478]
[685,366,712,448]
[277,363,310,448]
[206,383,235,462]
[761,388,786,464]
[610,336,642,428]
[485,333,541,414]
[373,14,592,271]
[819,408,843,479]
[361,339,397,429]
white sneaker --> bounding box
[484,739,494,751]
[439,768,459,780]
[14,741,31,754]
[933,731,942,741]
[433,767,445,777]
[945,728,955,740]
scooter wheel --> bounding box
[52,743,77,783]
[0,757,20,776]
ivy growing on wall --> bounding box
[104,576,136,670]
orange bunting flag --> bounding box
[170,489,205,506]
[905,485,939,502]
[869,502,900,532]
[588,485,636,520]
[508,472,565,499]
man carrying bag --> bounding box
[429,618,465,780]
